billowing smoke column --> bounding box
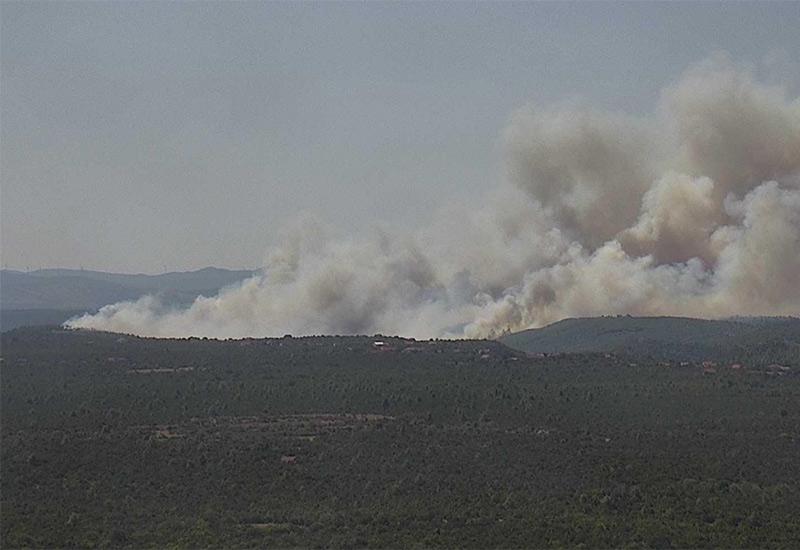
[68,57,800,339]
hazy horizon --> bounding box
[3,2,799,273]
[3,2,800,338]
[1,265,258,276]
[3,6,799,544]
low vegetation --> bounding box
[2,326,799,548]
[501,315,800,366]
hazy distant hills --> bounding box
[0,267,257,331]
[501,315,800,365]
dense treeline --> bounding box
[2,327,799,548]
[501,316,800,366]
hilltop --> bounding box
[500,316,800,366]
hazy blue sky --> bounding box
[2,1,798,273]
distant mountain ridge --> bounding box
[0,267,258,331]
[12,266,257,293]
[500,315,800,366]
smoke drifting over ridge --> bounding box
[68,57,800,339]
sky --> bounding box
[2,1,799,274]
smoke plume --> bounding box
[68,56,800,339]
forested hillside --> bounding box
[2,327,799,548]
[501,316,800,365]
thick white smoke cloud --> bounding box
[68,56,800,339]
